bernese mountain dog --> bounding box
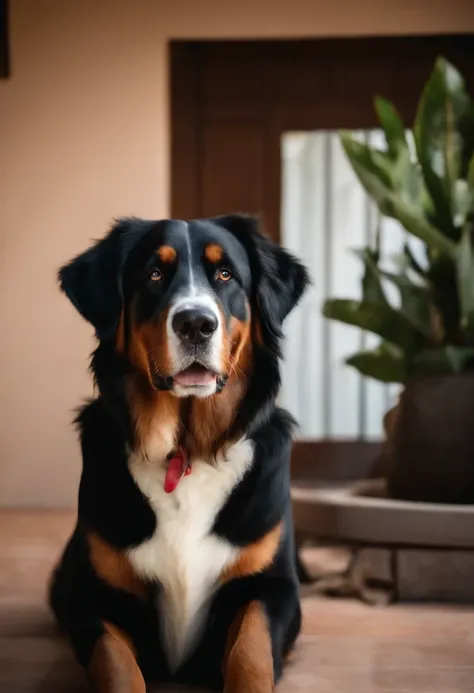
[49,214,310,693]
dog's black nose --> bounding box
[172,308,218,344]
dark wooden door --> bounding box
[170,35,474,481]
[171,35,474,241]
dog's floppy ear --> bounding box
[58,218,146,341]
[213,214,310,340]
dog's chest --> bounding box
[127,439,253,669]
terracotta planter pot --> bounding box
[385,375,474,504]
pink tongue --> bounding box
[164,448,191,493]
[174,366,216,386]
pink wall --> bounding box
[1,0,473,507]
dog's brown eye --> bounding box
[149,269,163,282]
[216,268,232,282]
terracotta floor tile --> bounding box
[0,511,473,693]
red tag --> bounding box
[164,447,190,493]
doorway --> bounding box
[170,35,474,469]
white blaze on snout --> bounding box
[167,295,223,366]
[166,223,224,395]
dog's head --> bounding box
[59,215,309,402]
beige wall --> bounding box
[1,0,473,507]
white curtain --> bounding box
[280,130,423,440]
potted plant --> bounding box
[323,57,474,504]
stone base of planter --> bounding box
[292,478,474,603]
[351,547,474,603]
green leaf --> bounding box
[352,247,432,338]
[340,131,457,258]
[378,269,432,339]
[340,132,394,215]
[389,195,456,259]
[468,152,474,194]
[344,115,429,211]
[390,247,426,279]
[346,343,406,383]
[374,96,407,159]
[362,262,386,304]
[459,101,474,177]
[403,243,426,277]
[427,255,460,344]
[352,247,387,304]
[456,222,474,340]
[414,57,471,236]
[414,346,474,375]
[322,298,423,352]
[453,179,473,228]
[391,146,425,206]
[374,217,382,255]
[345,132,424,211]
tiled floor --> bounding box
[0,510,473,692]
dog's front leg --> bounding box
[222,600,275,693]
[88,622,146,693]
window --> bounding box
[280,130,424,439]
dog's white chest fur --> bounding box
[127,439,253,669]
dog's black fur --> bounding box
[49,214,309,690]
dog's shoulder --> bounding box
[213,406,296,545]
[75,397,156,548]
[75,396,129,456]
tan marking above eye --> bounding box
[205,243,224,263]
[156,245,177,263]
